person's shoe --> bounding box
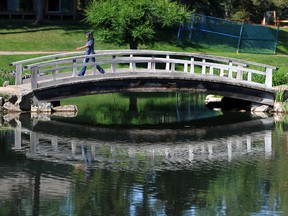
[77,74,83,76]
[100,69,105,74]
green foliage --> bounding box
[0,20,288,86]
[0,68,15,86]
[275,89,285,102]
[231,9,251,22]
[84,0,190,49]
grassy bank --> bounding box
[0,20,287,86]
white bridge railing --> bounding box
[11,50,277,90]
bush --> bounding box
[0,68,15,86]
[273,70,288,86]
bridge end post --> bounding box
[15,64,23,85]
[265,67,273,88]
[31,66,39,89]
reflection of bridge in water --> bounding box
[11,116,275,170]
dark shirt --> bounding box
[85,38,95,55]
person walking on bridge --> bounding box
[76,31,105,76]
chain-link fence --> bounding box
[177,13,279,54]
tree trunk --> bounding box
[129,40,139,49]
[34,0,43,24]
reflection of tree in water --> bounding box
[60,92,221,126]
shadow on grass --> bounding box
[276,28,288,55]
[0,20,89,35]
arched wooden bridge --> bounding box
[11,49,278,106]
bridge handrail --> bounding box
[11,49,277,88]
[12,49,277,69]
[37,56,268,79]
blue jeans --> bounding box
[78,56,105,76]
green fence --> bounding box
[177,13,279,54]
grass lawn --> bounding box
[0,19,287,86]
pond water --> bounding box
[0,93,287,216]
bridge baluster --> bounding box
[184,63,188,72]
[129,54,133,70]
[171,63,175,72]
[53,63,59,81]
[165,55,170,71]
[220,68,224,77]
[209,66,214,75]
[72,59,77,77]
[236,65,243,80]
[147,62,152,70]
[247,71,252,82]
[151,55,155,71]
[111,55,116,73]
[201,59,206,74]
[190,58,194,73]
[93,64,97,75]
[228,61,233,78]
[130,54,136,72]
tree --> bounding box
[228,0,274,23]
[84,0,190,49]
[34,0,43,24]
[177,0,227,18]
